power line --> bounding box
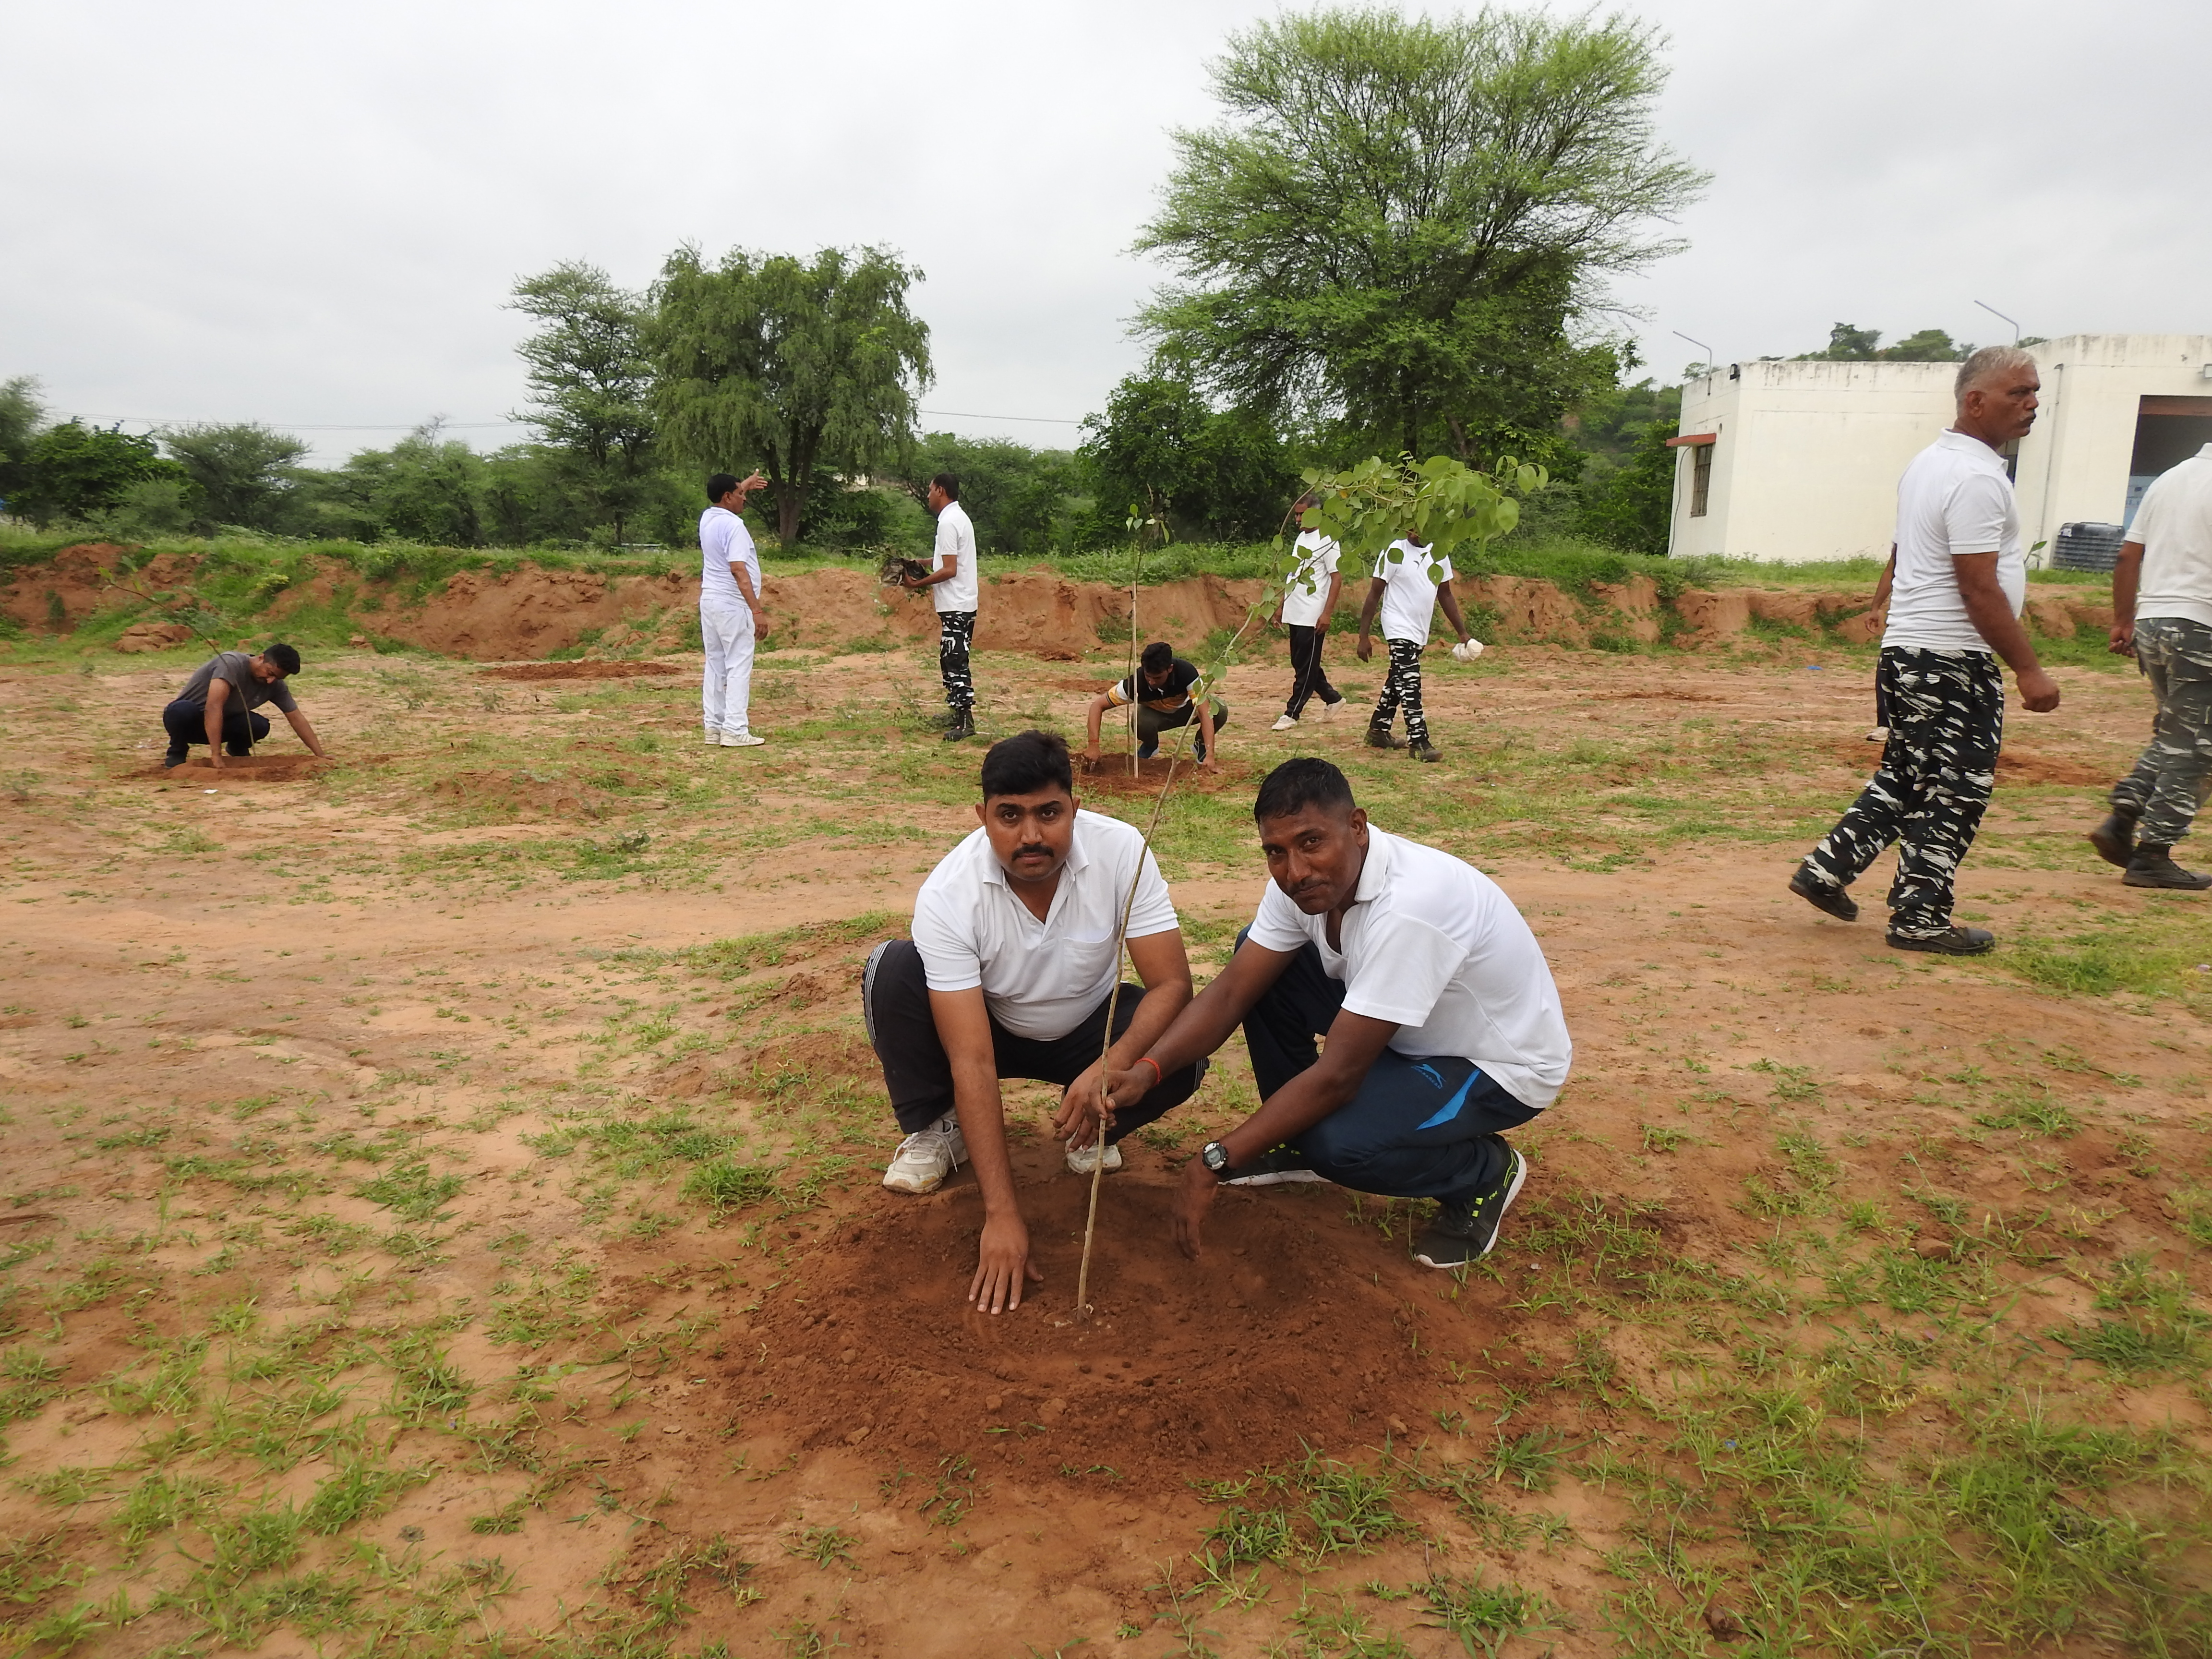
[67,406,1086,431]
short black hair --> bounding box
[980,730,1073,799]
[706,472,742,502]
[930,473,961,502]
[264,642,302,676]
[1253,757,1354,822]
[1140,641,1174,675]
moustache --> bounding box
[1013,843,1052,860]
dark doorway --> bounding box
[2128,395,2212,528]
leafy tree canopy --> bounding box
[645,244,931,545]
[9,421,185,528]
[1078,374,1297,544]
[903,433,1080,556]
[1135,7,1705,467]
[510,262,660,543]
[161,422,309,532]
[1797,323,1970,363]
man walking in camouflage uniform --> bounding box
[904,473,979,742]
[1789,347,2062,954]
[2091,438,2212,890]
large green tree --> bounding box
[1799,323,1969,363]
[645,245,931,545]
[0,376,43,511]
[510,262,660,544]
[161,422,309,531]
[905,433,1082,555]
[1077,374,1296,543]
[8,420,186,527]
[1135,8,1705,466]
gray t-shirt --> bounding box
[178,652,296,715]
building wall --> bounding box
[1666,334,2212,565]
[2012,334,2212,550]
[1669,361,1953,563]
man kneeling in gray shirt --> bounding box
[161,643,328,771]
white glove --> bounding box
[1451,638,1485,662]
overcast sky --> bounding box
[6,0,2206,464]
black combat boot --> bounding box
[2123,844,2212,890]
[2088,803,2140,868]
[941,708,975,743]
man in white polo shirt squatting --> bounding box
[1790,346,2061,953]
[1094,757,1572,1271]
[699,470,768,747]
[863,730,1205,1312]
[902,472,981,743]
[2089,437,2212,890]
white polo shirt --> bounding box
[2130,444,2212,629]
[1246,827,1571,1111]
[1281,530,1341,628]
[698,506,759,611]
[1371,541,1454,646]
[931,501,979,613]
[911,809,1177,1040]
[1882,429,2026,653]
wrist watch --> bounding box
[1200,1142,1232,1180]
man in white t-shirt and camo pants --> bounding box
[2089,439,2212,891]
[863,730,1206,1312]
[1791,347,2062,953]
[1273,493,1346,730]
[1358,534,1479,763]
[699,470,768,748]
[1094,758,1573,1270]
[902,473,980,742]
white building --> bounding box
[1666,333,2212,565]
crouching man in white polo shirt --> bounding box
[1094,757,1571,1270]
[863,730,1206,1312]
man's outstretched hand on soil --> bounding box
[1171,1156,1219,1259]
[970,1212,1042,1314]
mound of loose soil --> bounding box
[478,660,687,682]
[134,753,343,783]
[731,1148,1451,1491]
[1076,753,1256,798]
[1996,747,2111,787]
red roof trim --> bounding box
[1665,432,1717,447]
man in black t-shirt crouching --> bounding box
[160,643,328,771]
[1082,641,1230,771]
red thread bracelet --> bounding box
[1137,1056,1163,1090]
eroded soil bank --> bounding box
[2,541,2116,662]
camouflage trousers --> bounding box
[1370,638,1430,745]
[2112,615,2212,846]
[937,610,975,712]
[1803,647,2003,938]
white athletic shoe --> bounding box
[1064,1140,1122,1176]
[1271,713,1299,732]
[1865,726,1889,743]
[702,729,721,745]
[719,730,766,747]
[883,1113,966,1194]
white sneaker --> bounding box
[883,1113,965,1194]
[702,729,721,745]
[1865,726,1889,743]
[1064,1140,1122,1176]
[1271,713,1299,732]
[720,730,766,747]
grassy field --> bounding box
[0,622,2204,1658]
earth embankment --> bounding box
[0,542,2115,661]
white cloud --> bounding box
[4,0,2205,463]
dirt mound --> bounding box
[731,1150,1444,1491]
[478,660,687,682]
[1996,747,2111,787]
[134,753,343,783]
[1076,753,1257,797]
[426,767,618,819]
